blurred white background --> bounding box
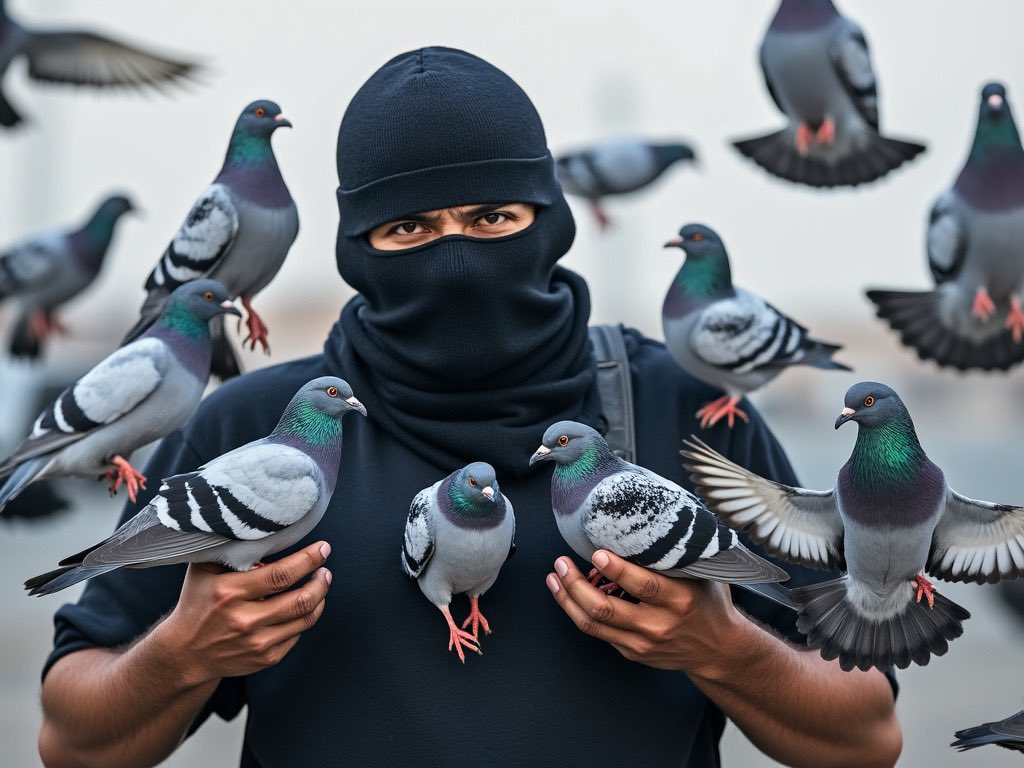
[1,0,1023,766]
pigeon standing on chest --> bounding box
[867,82,1024,371]
[402,462,516,663]
[662,223,849,429]
[123,99,299,380]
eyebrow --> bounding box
[457,204,506,219]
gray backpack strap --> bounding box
[588,324,637,463]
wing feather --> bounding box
[928,489,1024,583]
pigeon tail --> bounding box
[790,576,970,672]
[8,313,41,359]
[736,581,797,610]
[952,721,1024,753]
[24,563,120,596]
[209,315,242,380]
[792,341,851,371]
[732,129,924,187]
[0,457,48,515]
[866,288,1024,371]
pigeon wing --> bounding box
[928,489,1024,583]
[689,291,805,374]
[829,19,879,130]
[926,192,967,284]
[683,437,845,570]
[0,235,64,297]
[402,487,435,578]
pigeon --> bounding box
[555,139,696,230]
[732,0,925,187]
[952,708,1024,753]
[867,82,1024,371]
[402,462,516,662]
[0,193,134,359]
[0,279,239,515]
[662,223,849,429]
[0,0,196,129]
[25,377,365,596]
[122,99,299,380]
[529,421,795,609]
[681,380,1024,671]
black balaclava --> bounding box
[326,46,601,477]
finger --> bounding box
[546,572,641,649]
[257,568,332,627]
[261,597,327,648]
[254,632,304,670]
[552,556,646,630]
[590,550,693,608]
[232,541,331,599]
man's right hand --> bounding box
[149,540,333,685]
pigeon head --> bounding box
[530,420,608,467]
[834,382,909,430]
[272,377,364,455]
[771,0,838,32]
[664,223,725,256]
[971,82,1021,157]
[451,461,501,508]
[161,279,240,326]
[293,376,367,420]
[663,223,733,298]
[98,194,135,220]
[234,100,292,138]
[653,143,697,168]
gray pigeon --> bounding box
[529,421,794,609]
[867,82,1024,371]
[402,462,516,662]
[122,99,299,380]
[662,223,849,429]
[681,380,1024,671]
[25,377,365,595]
[733,0,924,187]
[0,279,239,515]
[952,708,1024,754]
[0,0,196,129]
[0,194,134,359]
[555,139,696,230]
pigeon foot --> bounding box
[795,118,835,155]
[590,200,611,232]
[241,297,270,354]
[795,122,813,156]
[441,605,481,662]
[972,288,996,323]
[1005,297,1024,343]
[460,595,492,640]
[585,568,620,594]
[105,455,147,503]
[815,117,836,146]
[696,395,749,429]
[913,574,936,609]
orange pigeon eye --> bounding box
[326,386,339,397]
[557,435,570,447]
[693,232,703,242]
[255,106,266,118]
[203,291,214,300]
[468,477,477,487]
[864,395,875,407]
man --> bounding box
[37,47,901,767]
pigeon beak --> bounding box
[220,300,242,317]
[529,445,552,466]
[988,94,1004,111]
[481,486,495,501]
[274,114,293,128]
[834,407,856,430]
[663,237,684,249]
[345,396,367,416]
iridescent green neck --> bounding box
[553,442,615,484]
[971,113,1023,160]
[276,400,342,446]
[448,477,493,517]
[82,205,119,246]
[156,302,210,342]
[224,131,273,167]
[676,252,733,299]
[850,419,925,489]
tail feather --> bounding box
[867,289,1024,371]
[797,341,851,371]
[732,129,924,187]
[24,563,120,596]
[0,457,48,515]
[952,718,1024,753]
[8,312,41,359]
[790,577,970,671]
[209,315,242,381]
[736,581,797,610]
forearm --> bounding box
[39,621,218,768]
[689,613,901,768]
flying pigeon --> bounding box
[952,708,1024,754]
[732,0,925,187]
[555,139,696,230]
[25,376,365,596]
[0,0,196,129]
[662,223,849,429]
[122,99,299,380]
[681,380,1024,671]
[0,279,239,515]
[867,82,1024,371]
[402,462,516,662]
[0,193,134,358]
[529,421,795,609]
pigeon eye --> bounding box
[863,396,875,407]
[203,291,214,300]
[255,106,266,118]
[692,233,703,242]
[326,386,339,398]
[468,477,477,487]
[557,435,570,447]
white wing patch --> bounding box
[690,290,801,373]
[929,490,1024,583]
[927,193,966,280]
[0,234,63,291]
[150,184,238,288]
[402,487,435,578]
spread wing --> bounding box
[926,192,967,284]
[928,489,1024,583]
[683,437,845,570]
[145,184,239,292]
[758,42,783,113]
[0,234,65,297]
[829,19,879,130]
[402,488,435,578]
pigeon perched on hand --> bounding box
[0,194,134,358]
[733,0,924,187]
[867,82,1024,371]
[662,223,849,429]
[122,100,298,379]
[555,139,696,230]
[682,380,1024,671]
[530,421,794,609]
[25,377,365,595]
[952,708,1024,754]
[0,0,196,129]
[402,462,516,662]
[0,279,239,515]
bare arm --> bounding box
[547,551,901,768]
[38,541,333,768]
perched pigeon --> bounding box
[662,223,849,429]
[529,421,794,609]
[555,139,696,230]
[402,462,516,662]
[867,82,1024,371]
[0,0,196,129]
[733,0,924,187]
[0,194,134,358]
[25,377,365,596]
[682,380,1024,671]
[0,279,239,515]
[122,100,299,380]
[952,708,1024,754]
